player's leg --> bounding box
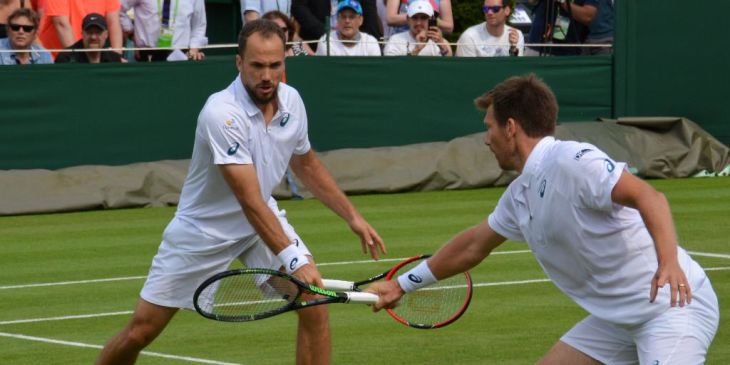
[294,256,331,365]
[537,341,603,365]
[539,315,637,365]
[95,299,178,365]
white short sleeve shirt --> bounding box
[315,31,382,56]
[174,77,311,241]
[488,137,708,325]
[383,31,442,56]
[456,23,524,57]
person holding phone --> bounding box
[383,0,451,56]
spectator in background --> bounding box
[456,0,524,57]
[385,0,452,38]
[55,12,122,63]
[262,10,307,57]
[0,7,52,64]
[120,0,207,62]
[241,0,290,24]
[37,0,85,57]
[0,0,34,39]
[582,0,612,55]
[525,0,597,56]
[383,0,451,56]
[292,0,381,47]
[84,0,123,56]
[315,0,380,56]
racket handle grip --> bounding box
[322,279,355,291]
[346,292,379,304]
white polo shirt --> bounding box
[174,77,311,241]
[455,23,524,57]
[383,31,443,56]
[315,31,382,56]
[488,137,708,326]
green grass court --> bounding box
[1,177,729,364]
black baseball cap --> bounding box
[82,13,107,31]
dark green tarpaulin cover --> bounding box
[1,118,727,216]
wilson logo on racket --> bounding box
[407,274,423,283]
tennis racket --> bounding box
[322,254,473,329]
[193,268,378,322]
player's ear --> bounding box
[235,54,243,71]
[506,117,518,137]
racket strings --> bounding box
[197,272,298,319]
[391,277,470,324]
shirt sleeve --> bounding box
[197,99,253,165]
[45,0,70,17]
[455,31,476,57]
[106,0,121,13]
[189,0,208,48]
[568,147,626,212]
[367,35,381,56]
[487,185,526,242]
[291,92,311,155]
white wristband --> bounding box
[277,244,309,274]
[397,260,437,293]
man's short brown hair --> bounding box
[474,74,558,138]
[237,19,286,57]
[7,8,39,29]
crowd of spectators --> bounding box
[0,0,614,65]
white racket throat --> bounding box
[322,279,356,291]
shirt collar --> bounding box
[233,75,288,119]
[520,136,556,187]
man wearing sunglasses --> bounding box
[456,0,523,57]
[0,7,52,64]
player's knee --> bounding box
[123,321,160,349]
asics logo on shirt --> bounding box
[539,179,547,198]
[408,274,423,283]
[280,113,290,127]
[227,142,240,156]
[574,148,593,160]
[289,258,298,271]
[604,159,615,172]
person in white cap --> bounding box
[456,0,524,57]
[383,0,452,56]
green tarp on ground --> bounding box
[1,117,728,216]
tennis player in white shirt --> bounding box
[369,74,719,364]
[96,19,386,365]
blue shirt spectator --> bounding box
[0,8,53,65]
[582,0,613,55]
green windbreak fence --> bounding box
[0,56,611,170]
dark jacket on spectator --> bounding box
[55,39,123,63]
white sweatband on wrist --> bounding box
[397,260,438,293]
[277,244,309,274]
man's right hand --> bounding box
[291,261,324,288]
[365,280,405,312]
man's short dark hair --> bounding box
[7,8,39,29]
[474,74,558,138]
[237,19,286,57]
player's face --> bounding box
[236,32,286,107]
[484,106,515,170]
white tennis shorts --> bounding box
[140,215,311,310]
[562,279,719,365]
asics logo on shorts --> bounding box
[408,274,423,283]
[227,142,240,156]
[289,258,298,271]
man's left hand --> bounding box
[349,216,386,260]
